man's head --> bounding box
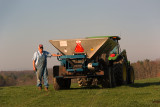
[38,44,43,53]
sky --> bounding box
[0,0,160,71]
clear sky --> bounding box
[0,0,160,71]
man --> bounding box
[32,44,61,91]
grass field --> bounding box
[1,78,160,107]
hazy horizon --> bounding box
[0,0,160,71]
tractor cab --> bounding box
[109,36,121,55]
[108,36,121,43]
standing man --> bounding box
[32,44,61,91]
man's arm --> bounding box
[52,54,62,57]
[33,60,36,71]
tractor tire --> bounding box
[102,67,115,88]
[113,63,123,86]
[110,67,116,87]
[113,61,128,86]
[122,62,127,85]
[64,78,71,89]
[53,66,59,77]
[53,78,64,90]
[53,66,66,90]
[128,66,135,84]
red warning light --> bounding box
[75,41,84,52]
[110,54,116,57]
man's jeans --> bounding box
[36,67,49,88]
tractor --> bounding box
[49,36,134,90]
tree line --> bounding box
[0,69,53,87]
[131,59,160,80]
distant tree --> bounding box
[0,75,5,86]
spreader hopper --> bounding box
[49,37,117,59]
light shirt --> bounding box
[32,51,52,65]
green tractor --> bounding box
[87,36,134,87]
[49,36,134,90]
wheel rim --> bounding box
[122,64,127,81]
[130,70,134,83]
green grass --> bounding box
[1,78,160,107]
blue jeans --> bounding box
[36,67,49,88]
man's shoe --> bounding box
[38,86,42,90]
[45,87,48,91]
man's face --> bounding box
[38,46,43,53]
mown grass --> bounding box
[1,77,160,107]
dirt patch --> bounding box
[152,100,160,103]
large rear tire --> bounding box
[113,61,128,86]
[122,62,127,85]
[128,66,134,84]
[102,67,115,88]
[113,63,123,86]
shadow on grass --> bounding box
[70,85,101,90]
[55,82,160,90]
[73,82,160,89]
[129,82,160,88]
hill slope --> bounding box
[1,78,160,107]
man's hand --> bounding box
[58,54,62,56]
[33,60,36,72]
[33,66,37,71]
